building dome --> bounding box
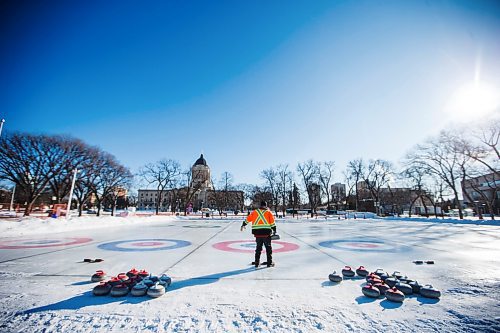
[194,154,207,166]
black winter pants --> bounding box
[255,236,272,264]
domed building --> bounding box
[137,154,243,214]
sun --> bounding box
[444,81,500,121]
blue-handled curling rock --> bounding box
[385,287,405,302]
[147,282,166,298]
[328,271,343,283]
[362,284,380,298]
[409,280,422,294]
[385,277,399,288]
[392,271,404,279]
[395,282,413,295]
[420,285,441,299]
[131,281,148,296]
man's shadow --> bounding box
[24,267,256,314]
[168,267,256,292]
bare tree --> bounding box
[260,167,279,214]
[297,159,321,216]
[406,131,465,219]
[0,133,76,216]
[275,164,292,215]
[345,158,365,211]
[139,159,181,215]
[319,161,335,209]
[364,159,394,215]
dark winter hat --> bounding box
[260,201,267,208]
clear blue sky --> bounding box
[2,0,500,186]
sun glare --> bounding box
[444,81,500,121]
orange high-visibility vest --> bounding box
[244,208,275,230]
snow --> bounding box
[0,214,499,332]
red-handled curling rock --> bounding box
[395,282,413,295]
[385,287,405,302]
[110,283,129,297]
[420,285,441,299]
[147,282,165,298]
[131,281,148,296]
[91,270,106,282]
[328,271,343,283]
[409,280,422,294]
[138,269,149,278]
[127,268,139,278]
[367,277,383,285]
[341,266,355,278]
[362,284,380,298]
[385,277,399,288]
[366,273,381,282]
[117,273,129,282]
[107,276,122,287]
[356,266,369,277]
[159,274,172,287]
[92,282,111,296]
[373,282,390,295]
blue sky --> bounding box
[2,0,500,186]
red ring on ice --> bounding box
[212,240,299,253]
[0,237,92,249]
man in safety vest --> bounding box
[240,201,276,267]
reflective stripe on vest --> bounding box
[252,209,271,230]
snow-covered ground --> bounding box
[0,214,499,332]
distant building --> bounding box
[461,172,500,216]
[137,154,243,212]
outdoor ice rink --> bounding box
[0,215,499,332]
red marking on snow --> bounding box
[213,240,299,253]
[0,237,92,249]
[131,242,164,247]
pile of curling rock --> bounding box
[328,266,441,303]
[91,268,172,298]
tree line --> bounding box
[0,115,497,219]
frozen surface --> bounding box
[0,215,499,332]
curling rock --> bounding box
[117,273,129,282]
[92,282,111,296]
[366,273,381,282]
[147,282,165,298]
[373,282,390,295]
[328,271,343,283]
[420,285,441,299]
[409,280,422,294]
[91,270,106,282]
[127,268,139,278]
[392,271,404,279]
[395,282,413,295]
[385,287,405,302]
[107,276,122,287]
[356,266,369,277]
[367,277,383,285]
[131,281,148,296]
[159,274,172,287]
[138,269,149,278]
[341,266,355,278]
[399,276,412,284]
[143,277,155,287]
[374,268,385,276]
[378,272,390,281]
[110,283,129,297]
[362,284,380,298]
[385,277,399,288]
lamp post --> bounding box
[66,168,78,219]
[9,185,15,211]
[0,119,5,137]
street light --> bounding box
[0,119,5,137]
[66,168,78,220]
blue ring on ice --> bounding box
[98,239,191,252]
[319,239,410,253]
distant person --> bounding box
[240,201,277,267]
